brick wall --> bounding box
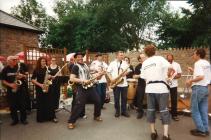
[108,47,210,89]
[0,26,39,57]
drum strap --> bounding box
[147,81,170,90]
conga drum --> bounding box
[127,79,138,104]
[177,87,191,113]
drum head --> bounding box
[127,78,137,82]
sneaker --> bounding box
[163,135,171,140]
[68,123,75,129]
[121,112,130,118]
[94,117,103,122]
[151,130,158,140]
[190,129,206,137]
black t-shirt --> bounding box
[134,63,146,86]
[71,65,80,78]
[1,64,28,83]
[71,63,91,87]
[1,66,17,84]
[19,63,28,74]
[48,66,59,76]
[126,65,134,79]
[68,63,75,73]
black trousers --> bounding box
[7,87,27,122]
[71,91,85,117]
[68,86,101,123]
[170,87,178,117]
[136,84,145,114]
[113,86,128,113]
[23,83,31,111]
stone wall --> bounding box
[108,47,210,89]
[0,26,39,57]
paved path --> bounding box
[0,102,210,140]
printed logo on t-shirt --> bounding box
[7,73,16,76]
[144,63,156,70]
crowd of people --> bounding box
[0,45,210,140]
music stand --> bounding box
[56,94,72,114]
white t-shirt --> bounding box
[107,60,129,87]
[90,60,108,83]
[192,59,211,86]
[169,61,182,88]
[141,56,170,93]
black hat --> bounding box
[95,53,102,57]
[74,52,85,58]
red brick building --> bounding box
[0,10,43,57]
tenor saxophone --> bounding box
[110,66,129,89]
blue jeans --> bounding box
[96,83,107,108]
[191,85,209,132]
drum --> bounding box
[127,78,138,104]
[177,88,191,113]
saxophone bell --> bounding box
[15,80,22,85]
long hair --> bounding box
[35,57,47,71]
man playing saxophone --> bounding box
[1,56,28,125]
[90,53,108,109]
[68,52,103,129]
[107,51,130,118]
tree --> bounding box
[157,0,211,49]
[47,0,166,52]
[11,0,54,47]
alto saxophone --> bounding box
[12,63,22,92]
[42,66,52,93]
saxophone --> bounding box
[42,66,52,93]
[82,71,106,89]
[110,66,129,89]
[12,63,22,92]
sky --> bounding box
[0,0,192,17]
